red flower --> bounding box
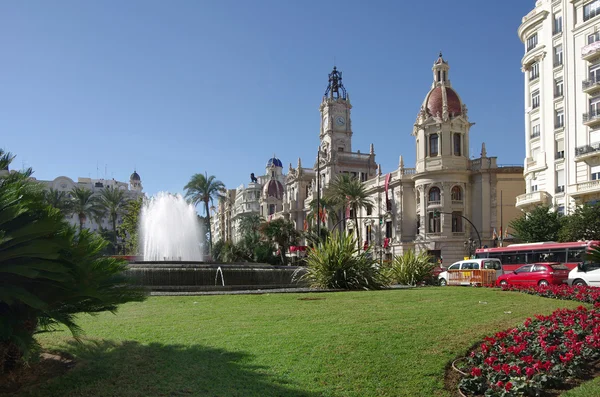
[505,382,513,391]
[496,381,504,388]
[471,367,482,377]
[526,367,536,378]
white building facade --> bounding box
[212,56,525,265]
[518,0,600,213]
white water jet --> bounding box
[140,192,204,261]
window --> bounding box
[360,173,367,182]
[452,211,463,232]
[529,63,539,80]
[527,33,538,51]
[553,14,563,34]
[386,221,392,238]
[428,187,441,203]
[556,139,564,159]
[553,45,563,67]
[428,211,440,233]
[338,147,344,152]
[530,174,538,192]
[531,89,540,109]
[366,206,372,216]
[365,225,372,243]
[591,96,600,117]
[448,263,460,271]
[453,133,461,156]
[531,146,540,160]
[268,204,275,215]
[592,165,600,180]
[531,124,540,138]
[557,205,565,215]
[554,78,563,97]
[451,186,462,201]
[556,169,565,193]
[584,0,600,21]
[429,134,439,156]
[555,108,564,128]
[591,129,600,144]
[515,265,533,274]
[589,32,600,44]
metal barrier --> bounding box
[447,269,497,286]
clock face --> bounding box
[335,116,345,126]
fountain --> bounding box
[125,192,307,293]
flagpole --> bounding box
[500,190,503,247]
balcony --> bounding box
[574,142,600,166]
[583,111,600,127]
[583,76,600,94]
[582,41,600,61]
[571,180,600,199]
[524,151,547,173]
[515,191,551,210]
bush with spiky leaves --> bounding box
[298,232,385,290]
[384,250,434,286]
[0,155,146,373]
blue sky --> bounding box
[1,0,532,199]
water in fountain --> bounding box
[140,192,204,261]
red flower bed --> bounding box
[459,306,600,396]
[499,284,600,306]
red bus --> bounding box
[475,241,600,271]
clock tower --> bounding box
[319,66,352,154]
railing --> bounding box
[556,151,564,159]
[451,200,463,205]
[556,186,565,193]
[583,111,600,124]
[582,41,600,58]
[516,191,549,205]
[400,168,416,175]
[575,142,600,156]
[583,76,600,90]
[447,269,497,287]
[530,131,540,139]
[428,200,441,206]
[575,179,600,193]
[338,152,372,161]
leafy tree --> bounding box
[559,203,600,242]
[508,206,564,243]
[0,154,145,373]
[259,218,300,265]
[238,213,263,242]
[70,186,102,232]
[42,188,73,216]
[98,187,128,252]
[326,174,374,249]
[297,232,385,290]
[306,197,339,231]
[184,173,225,256]
[117,197,144,255]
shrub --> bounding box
[0,157,146,373]
[297,232,385,290]
[384,250,434,286]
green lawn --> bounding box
[13,288,598,397]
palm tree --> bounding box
[98,187,128,252]
[184,173,226,256]
[238,213,263,242]
[43,188,73,216]
[306,196,339,231]
[326,174,374,250]
[0,149,15,171]
[70,186,101,232]
[259,218,300,265]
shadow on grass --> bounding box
[17,339,320,397]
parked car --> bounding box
[567,261,600,286]
[495,263,569,287]
[438,258,503,286]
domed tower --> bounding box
[129,170,143,192]
[412,53,473,250]
[261,176,285,218]
[265,156,284,180]
[319,66,352,155]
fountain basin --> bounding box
[126,262,308,292]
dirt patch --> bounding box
[444,354,600,396]
[0,351,76,395]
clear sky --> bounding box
[1,0,533,200]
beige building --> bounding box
[212,55,525,265]
[518,0,600,213]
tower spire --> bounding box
[324,66,347,100]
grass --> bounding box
[12,287,599,397]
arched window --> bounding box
[428,187,441,203]
[451,186,462,201]
[429,134,439,157]
[453,133,462,156]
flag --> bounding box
[303,219,308,231]
[499,227,502,240]
[492,228,498,239]
[384,173,391,207]
[504,228,509,239]
[345,196,351,219]
[268,214,273,222]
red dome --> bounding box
[426,86,462,117]
[263,179,284,199]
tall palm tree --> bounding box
[306,196,339,231]
[0,149,15,171]
[70,186,101,232]
[184,173,226,255]
[326,174,373,249]
[43,188,73,216]
[98,187,128,251]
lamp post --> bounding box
[434,210,482,249]
[316,148,321,238]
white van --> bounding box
[567,262,600,286]
[438,258,504,286]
